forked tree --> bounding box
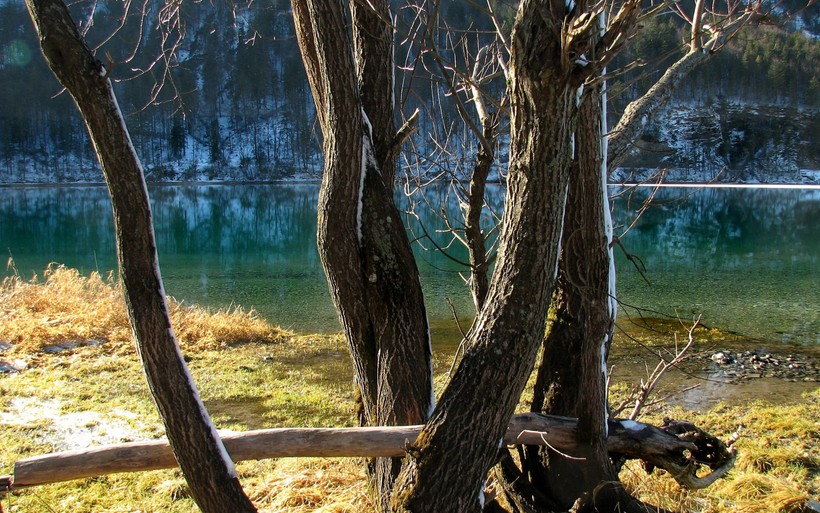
[290,0,434,507]
[500,2,763,510]
[292,0,648,511]
[395,0,764,508]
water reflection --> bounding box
[1,184,817,342]
[0,185,116,272]
[615,187,817,271]
[613,186,818,345]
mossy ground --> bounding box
[1,266,818,512]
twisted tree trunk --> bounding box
[389,2,580,510]
[506,82,626,513]
[290,1,432,509]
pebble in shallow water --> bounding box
[705,349,818,382]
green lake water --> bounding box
[1,183,817,346]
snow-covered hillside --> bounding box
[1,0,817,185]
[611,103,819,184]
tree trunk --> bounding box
[290,1,432,509]
[23,1,256,511]
[464,118,496,313]
[514,82,622,512]
[516,10,760,511]
[512,12,759,512]
[351,0,397,185]
[390,3,579,511]
[10,413,736,492]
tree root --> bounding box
[646,418,738,490]
[492,416,737,512]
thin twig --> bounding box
[446,298,468,339]
[611,315,706,419]
[517,431,588,462]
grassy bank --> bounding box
[1,266,818,512]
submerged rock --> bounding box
[701,348,819,382]
[710,351,734,365]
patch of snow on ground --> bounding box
[0,359,28,373]
[0,397,153,451]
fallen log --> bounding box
[6,413,734,490]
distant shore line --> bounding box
[616,182,820,189]
[1,176,819,188]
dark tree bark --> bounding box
[351,0,397,185]
[513,82,623,512]
[290,0,746,510]
[388,0,642,508]
[23,1,256,512]
[290,0,432,509]
[390,2,587,511]
[507,8,761,511]
[463,119,495,312]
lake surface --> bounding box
[1,183,817,346]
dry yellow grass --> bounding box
[1,263,130,352]
[168,301,288,351]
[621,394,820,513]
[249,459,375,513]
[1,263,817,513]
[0,262,288,354]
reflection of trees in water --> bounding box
[613,188,818,272]
[1,185,323,273]
[402,183,506,274]
[3,185,816,276]
[150,185,320,262]
[0,187,115,265]
[2,185,815,336]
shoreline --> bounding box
[1,181,819,188]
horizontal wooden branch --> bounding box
[8,413,727,490]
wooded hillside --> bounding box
[1,0,817,182]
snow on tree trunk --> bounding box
[520,82,622,512]
[290,1,433,509]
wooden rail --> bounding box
[4,413,733,491]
